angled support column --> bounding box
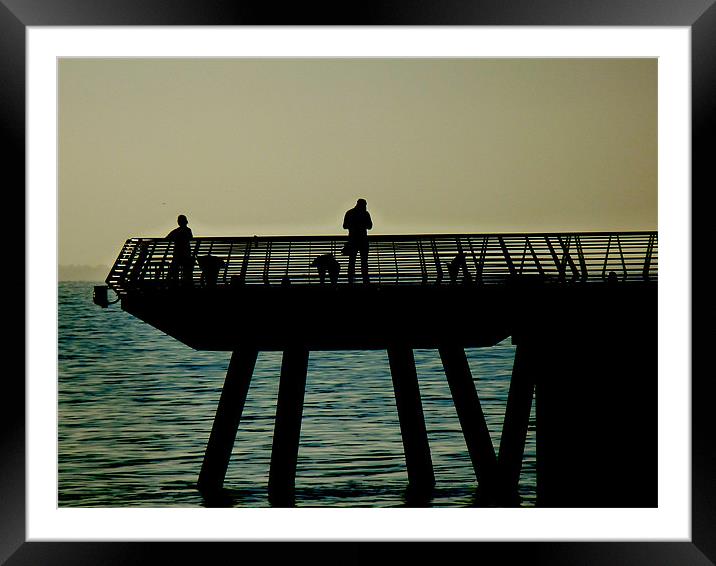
[268,346,310,506]
[497,343,536,500]
[438,345,498,493]
[198,348,258,493]
[387,345,435,493]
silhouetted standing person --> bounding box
[343,199,372,284]
[167,214,194,285]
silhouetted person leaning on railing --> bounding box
[342,198,372,284]
[166,214,194,286]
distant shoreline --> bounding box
[59,265,109,282]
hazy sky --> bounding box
[59,58,656,266]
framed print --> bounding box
[5,1,709,564]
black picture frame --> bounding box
[4,1,708,564]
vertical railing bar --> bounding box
[544,235,563,281]
[307,240,312,285]
[144,241,156,281]
[525,236,545,277]
[557,235,570,278]
[158,240,170,283]
[518,238,527,274]
[284,241,292,281]
[147,241,159,281]
[477,236,487,284]
[575,235,588,281]
[601,234,612,280]
[239,237,252,284]
[222,242,233,285]
[120,241,139,286]
[375,239,381,284]
[466,236,479,283]
[498,236,516,277]
[453,236,462,281]
[263,240,272,285]
[557,235,580,281]
[418,239,428,285]
[393,240,399,284]
[643,234,655,280]
[190,240,200,285]
[134,241,149,282]
[431,238,443,283]
[616,235,627,281]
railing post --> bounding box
[557,235,580,281]
[430,239,443,284]
[575,235,588,281]
[477,236,488,283]
[616,235,628,281]
[418,239,428,284]
[643,234,655,280]
[117,240,139,286]
[525,237,545,277]
[238,237,253,284]
[498,236,517,277]
[544,235,563,281]
[262,241,273,285]
[601,234,613,280]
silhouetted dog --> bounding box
[196,255,225,287]
[446,252,472,284]
[311,253,340,285]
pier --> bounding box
[96,231,657,507]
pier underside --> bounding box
[120,281,654,352]
[121,283,514,350]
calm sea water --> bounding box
[59,281,536,508]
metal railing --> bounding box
[106,231,657,296]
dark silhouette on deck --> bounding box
[97,230,657,508]
[166,214,194,285]
[446,251,472,284]
[343,199,372,284]
[197,255,226,287]
[310,253,340,285]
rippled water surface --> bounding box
[59,282,536,507]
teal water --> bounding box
[58,281,536,507]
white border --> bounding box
[27,27,691,541]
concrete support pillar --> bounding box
[534,329,657,507]
[268,346,310,506]
[497,343,535,500]
[197,348,258,493]
[387,345,435,493]
[438,345,498,493]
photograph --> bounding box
[59,57,657,509]
[6,10,706,564]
